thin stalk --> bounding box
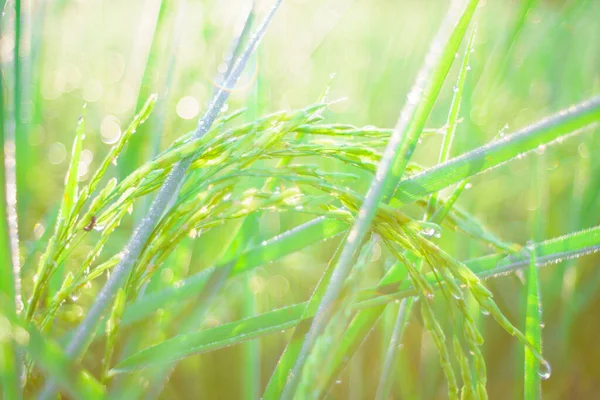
[9,0,27,304]
[374,299,407,400]
[0,20,22,395]
[375,27,477,400]
[241,17,261,399]
[279,1,479,398]
[125,7,259,398]
[524,155,547,399]
[6,0,23,315]
[103,0,188,383]
[427,26,475,215]
[37,2,283,398]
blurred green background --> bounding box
[3,0,600,398]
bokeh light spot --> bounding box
[101,115,122,144]
[48,142,67,164]
[176,96,200,120]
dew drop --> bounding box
[536,144,547,155]
[93,223,106,232]
[538,360,551,380]
[420,225,441,239]
[421,227,436,238]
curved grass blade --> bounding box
[392,95,600,206]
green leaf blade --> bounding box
[393,95,600,206]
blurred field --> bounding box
[2,0,600,398]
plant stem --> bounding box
[374,299,407,400]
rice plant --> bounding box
[1,0,599,399]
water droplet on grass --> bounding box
[539,360,552,380]
[421,227,436,237]
[536,144,547,155]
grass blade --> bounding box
[0,26,22,397]
[524,249,543,399]
[116,210,599,354]
[275,1,480,397]
[376,27,478,400]
[110,221,600,375]
[392,95,600,206]
[111,303,305,374]
[374,299,408,400]
[119,217,346,327]
[60,113,85,234]
[524,156,546,399]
